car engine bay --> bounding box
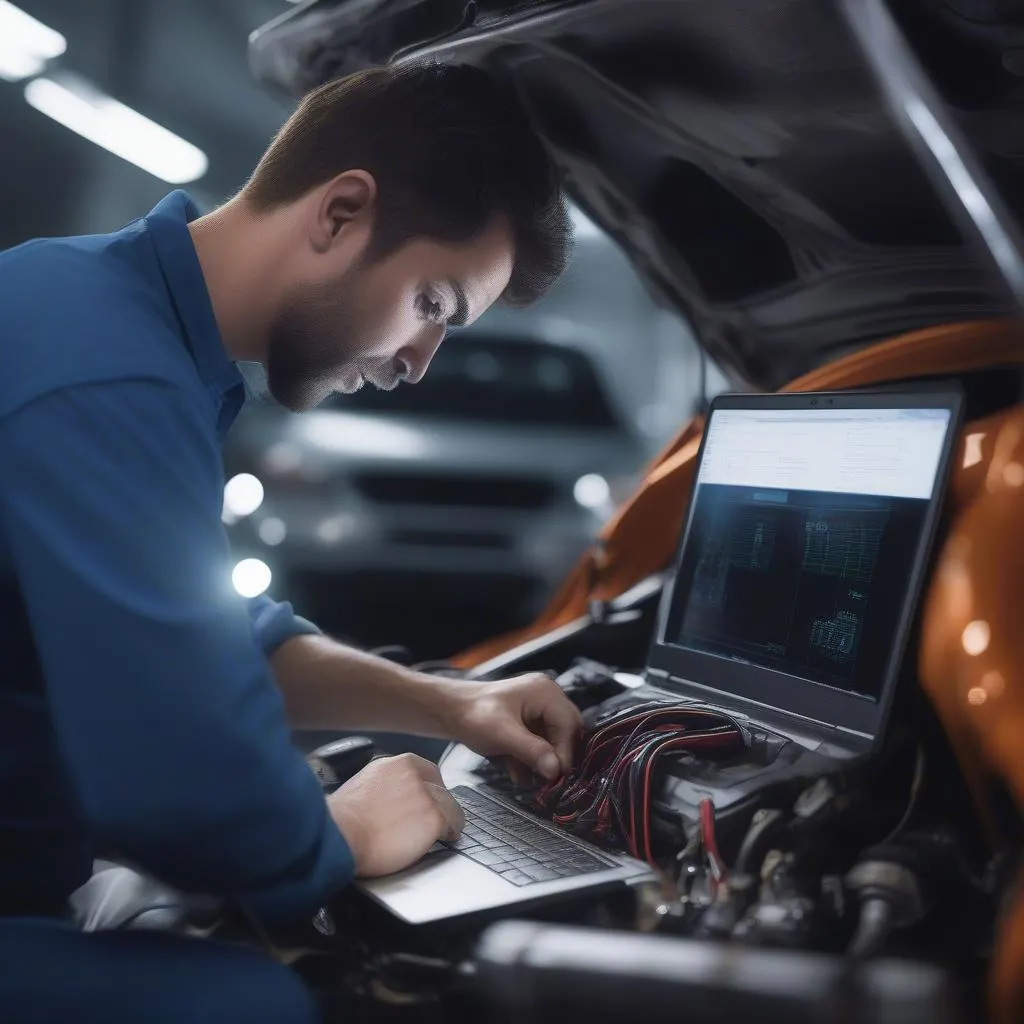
[274,629,1007,1024]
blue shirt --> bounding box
[0,192,354,919]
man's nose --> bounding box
[397,324,446,384]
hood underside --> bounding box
[250,0,1024,389]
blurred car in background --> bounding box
[223,325,646,656]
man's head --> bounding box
[241,62,571,411]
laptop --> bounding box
[357,390,962,924]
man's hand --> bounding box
[327,754,465,878]
[446,674,583,781]
[271,635,584,765]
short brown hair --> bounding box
[245,62,571,306]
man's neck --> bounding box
[188,197,278,364]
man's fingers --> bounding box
[534,689,583,774]
[499,725,561,780]
[546,715,579,775]
[425,781,465,839]
[494,674,583,778]
[537,747,562,780]
[399,755,461,836]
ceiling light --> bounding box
[0,2,65,82]
[0,46,44,81]
[24,73,208,184]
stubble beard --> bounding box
[264,271,398,411]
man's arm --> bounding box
[271,633,460,736]
[0,379,353,918]
[271,633,581,780]
[244,573,464,738]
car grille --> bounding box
[387,528,514,550]
[352,472,557,510]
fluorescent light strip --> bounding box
[0,1,66,81]
[0,44,45,81]
[24,73,208,184]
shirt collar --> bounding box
[145,191,245,432]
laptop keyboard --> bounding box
[443,786,616,886]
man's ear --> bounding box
[310,170,377,254]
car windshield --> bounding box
[324,335,622,429]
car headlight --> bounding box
[573,473,638,516]
[257,517,287,546]
[573,473,611,510]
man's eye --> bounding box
[419,295,444,323]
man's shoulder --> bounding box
[0,224,194,418]
[0,222,171,330]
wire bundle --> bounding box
[534,702,745,863]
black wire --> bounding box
[411,660,465,676]
[606,791,631,844]
[545,706,744,857]
[847,898,894,958]
[879,745,925,844]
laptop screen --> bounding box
[661,404,952,704]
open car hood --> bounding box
[250,0,1024,389]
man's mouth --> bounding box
[332,372,365,396]
[359,372,401,392]
[338,366,401,393]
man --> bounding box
[0,62,578,1022]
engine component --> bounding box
[472,920,960,1023]
[845,859,925,957]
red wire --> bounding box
[700,798,726,886]
[638,732,737,862]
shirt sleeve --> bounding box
[246,595,321,657]
[0,379,353,919]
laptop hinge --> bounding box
[645,667,872,749]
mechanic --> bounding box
[0,62,577,1023]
